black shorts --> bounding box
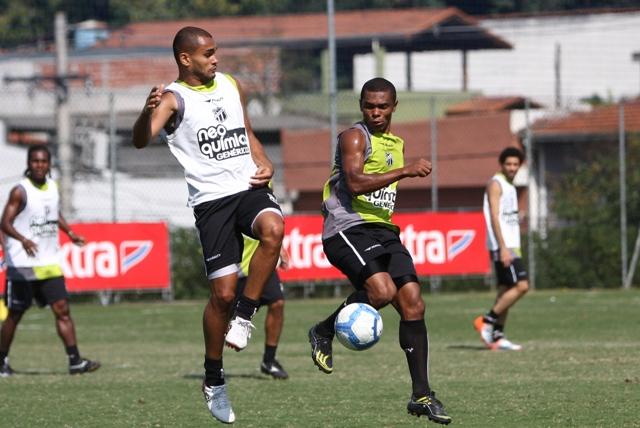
[322,224,417,289]
[236,272,284,306]
[490,251,528,286]
[4,276,68,312]
[194,187,282,280]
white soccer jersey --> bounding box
[483,173,521,251]
[4,177,61,268]
[164,74,257,207]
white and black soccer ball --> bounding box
[334,303,383,351]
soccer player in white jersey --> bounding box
[0,145,100,377]
[474,147,529,351]
[132,27,284,423]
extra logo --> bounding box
[196,125,250,161]
[401,225,476,264]
[61,240,153,278]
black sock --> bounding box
[0,351,7,363]
[493,324,505,340]
[66,345,81,365]
[483,310,499,324]
[316,290,370,337]
[263,345,277,363]
[204,357,225,387]
[234,294,260,320]
[399,319,431,398]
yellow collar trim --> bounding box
[176,79,217,93]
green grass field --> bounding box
[1,289,639,427]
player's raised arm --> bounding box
[234,78,274,188]
[132,85,177,149]
[340,129,432,196]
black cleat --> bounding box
[261,359,289,379]
[407,391,452,425]
[308,325,333,374]
[0,358,14,378]
[69,358,101,375]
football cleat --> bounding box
[0,358,14,377]
[473,315,495,349]
[225,316,255,351]
[493,337,523,351]
[69,358,101,375]
[308,325,333,374]
[203,382,235,424]
[260,359,289,380]
[407,391,452,425]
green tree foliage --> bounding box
[170,227,209,299]
[535,135,640,288]
[2,0,638,48]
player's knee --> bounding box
[516,280,529,295]
[51,300,70,318]
[211,289,236,308]
[259,221,284,249]
[367,283,396,307]
[269,299,284,315]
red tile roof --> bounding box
[446,96,544,116]
[282,112,518,192]
[100,7,511,50]
[531,99,640,138]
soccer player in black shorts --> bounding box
[307,78,451,425]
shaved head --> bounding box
[173,26,213,64]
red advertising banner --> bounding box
[1,222,170,293]
[280,212,490,281]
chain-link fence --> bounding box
[1,9,639,294]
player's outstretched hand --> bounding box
[404,158,432,177]
[249,165,274,188]
[143,85,165,114]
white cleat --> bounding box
[203,383,236,424]
[494,338,523,351]
[225,317,254,351]
[473,316,495,349]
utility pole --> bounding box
[4,12,88,217]
[55,12,73,217]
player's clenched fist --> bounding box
[404,158,432,177]
[144,84,165,113]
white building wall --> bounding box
[355,11,640,106]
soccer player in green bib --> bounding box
[308,78,451,425]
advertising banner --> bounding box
[280,212,490,281]
[0,222,170,293]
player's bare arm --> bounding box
[1,186,37,256]
[487,180,513,267]
[59,213,85,246]
[341,129,432,196]
[235,78,273,187]
[132,86,178,149]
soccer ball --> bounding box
[334,303,383,351]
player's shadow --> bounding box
[183,372,267,381]
[447,344,490,351]
[11,369,66,376]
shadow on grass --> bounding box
[446,344,489,351]
[12,369,67,376]
[183,372,268,381]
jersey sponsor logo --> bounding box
[196,125,250,161]
[61,240,153,278]
[363,186,396,210]
[401,225,477,265]
[29,214,58,238]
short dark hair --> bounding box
[499,147,525,164]
[360,77,397,103]
[24,144,51,176]
[172,26,213,64]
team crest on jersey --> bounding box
[385,152,393,166]
[213,106,228,123]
